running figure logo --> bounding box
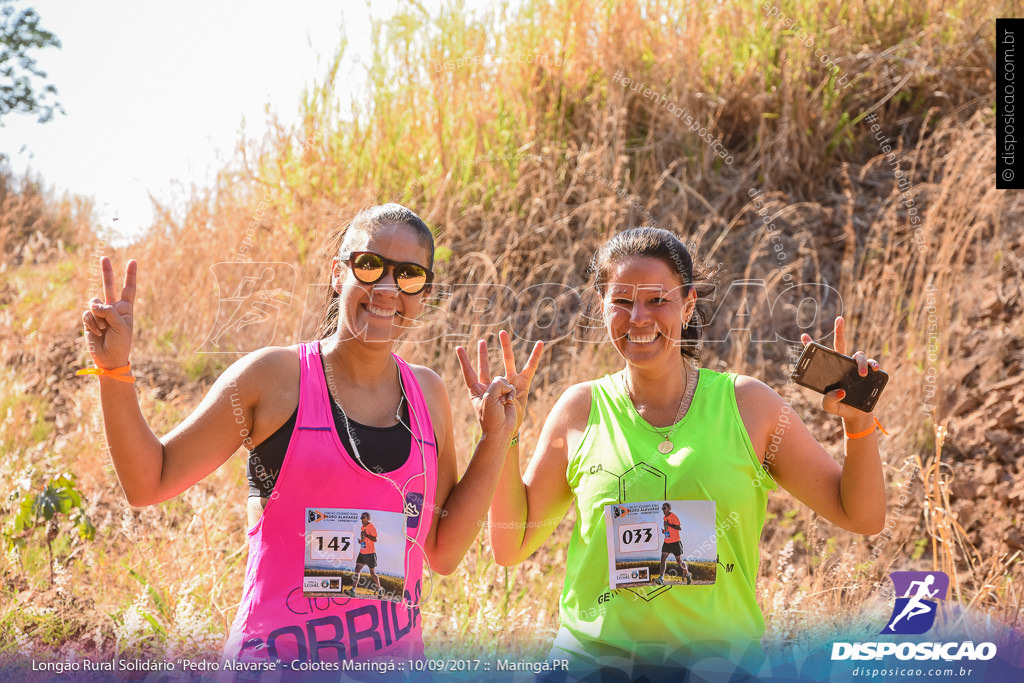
[881,571,949,635]
[199,262,295,352]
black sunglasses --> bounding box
[340,251,434,295]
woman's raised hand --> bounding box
[82,257,137,370]
[456,330,544,439]
[801,316,882,422]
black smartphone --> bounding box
[791,342,888,413]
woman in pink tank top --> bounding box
[80,204,544,668]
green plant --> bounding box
[4,472,95,584]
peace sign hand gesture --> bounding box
[456,330,544,439]
[82,257,137,371]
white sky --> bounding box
[0,0,403,243]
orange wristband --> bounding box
[76,364,135,384]
[845,416,888,439]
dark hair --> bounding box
[589,227,716,362]
[316,203,435,339]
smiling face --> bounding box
[330,223,433,343]
[602,256,697,368]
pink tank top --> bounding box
[223,341,437,664]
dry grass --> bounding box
[1,0,1022,668]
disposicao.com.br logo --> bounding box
[831,571,997,662]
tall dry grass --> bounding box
[1,0,1022,667]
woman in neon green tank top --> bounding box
[484,227,887,677]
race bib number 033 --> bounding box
[617,523,659,553]
[603,500,717,589]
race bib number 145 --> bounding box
[309,530,354,561]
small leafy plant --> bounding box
[4,471,95,584]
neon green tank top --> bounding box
[557,368,776,666]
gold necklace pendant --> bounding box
[624,364,697,457]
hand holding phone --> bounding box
[791,342,888,412]
[793,317,887,416]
